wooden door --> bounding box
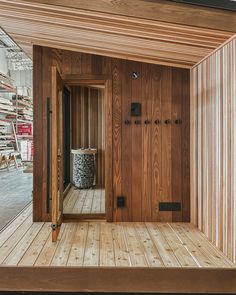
[51,66,64,242]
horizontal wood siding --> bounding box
[191,36,236,263]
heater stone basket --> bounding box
[71,148,97,189]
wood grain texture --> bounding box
[63,188,105,215]
[33,45,43,221]
[71,86,105,187]
[21,0,236,33]
[51,66,64,242]
[191,36,236,263]
[0,205,234,269]
[34,46,190,222]
[0,0,234,67]
[1,267,236,293]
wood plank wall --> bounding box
[33,45,190,222]
[71,86,105,187]
[191,36,236,263]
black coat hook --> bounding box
[165,119,171,124]
[144,120,151,125]
[124,120,131,125]
[175,119,182,124]
[134,120,141,125]
[154,119,161,125]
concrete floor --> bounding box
[0,168,32,231]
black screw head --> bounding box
[132,71,139,79]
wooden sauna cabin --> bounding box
[0,0,236,293]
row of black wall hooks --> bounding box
[124,119,182,125]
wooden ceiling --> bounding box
[0,0,235,68]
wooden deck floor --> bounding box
[63,187,105,214]
[0,203,235,268]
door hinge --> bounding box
[51,222,60,231]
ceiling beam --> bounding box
[22,0,236,33]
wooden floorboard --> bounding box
[0,267,236,293]
[0,205,236,293]
[64,187,105,214]
[0,205,235,268]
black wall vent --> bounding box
[159,202,181,211]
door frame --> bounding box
[62,74,113,222]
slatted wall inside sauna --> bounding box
[191,36,236,263]
[33,46,190,222]
[71,86,105,187]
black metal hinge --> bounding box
[51,223,60,231]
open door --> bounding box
[51,66,64,242]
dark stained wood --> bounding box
[151,65,162,222]
[181,69,191,222]
[51,66,64,242]
[142,63,153,221]
[33,46,190,222]
[120,60,132,221]
[130,61,143,222]
[159,67,172,222]
[104,79,113,222]
[0,267,236,293]
[112,59,122,221]
[33,45,43,221]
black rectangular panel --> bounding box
[131,102,141,116]
[169,0,236,11]
[117,196,126,208]
[159,202,181,211]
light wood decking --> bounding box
[0,203,235,268]
[63,187,105,214]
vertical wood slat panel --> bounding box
[42,47,53,221]
[34,47,190,223]
[71,86,105,187]
[33,45,43,221]
[190,66,198,226]
[159,67,172,222]
[171,68,182,222]
[232,38,236,263]
[191,36,236,263]
[151,65,162,222]
[131,61,143,222]
[181,70,190,222]
[121,60,132,222]
[142,63,152,221]
[112,59,122,221]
